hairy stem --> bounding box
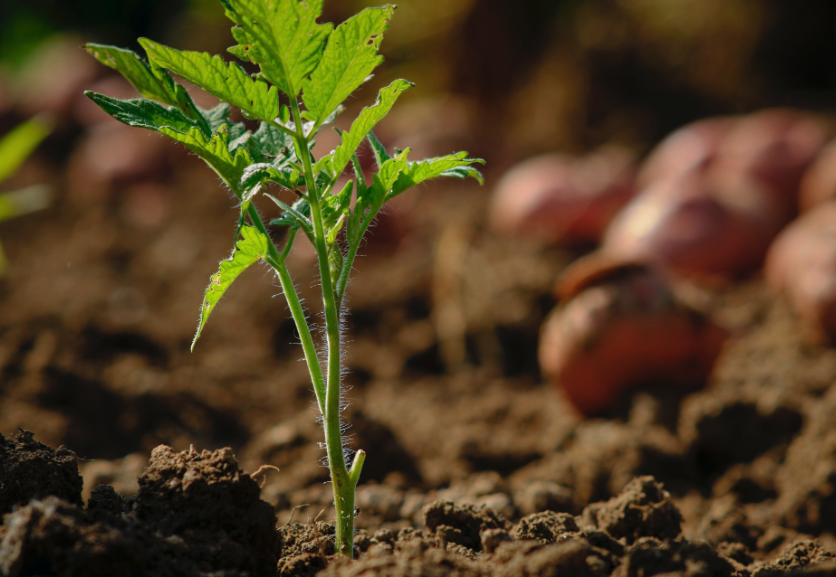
[244,203,326,415]
[289,98,360,557]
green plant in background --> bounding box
[85,0,483,557]
[0,116,52,274]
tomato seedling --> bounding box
[85,0,483,557]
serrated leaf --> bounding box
[224,0,333,97]
[87,93,254,194]
[84,43,206,128]
[192,225,270,350]
[140,39,280,124]
[85,93,203,135]
[390,152,485,198]
[302,6,394,126]
[0,117,51,184]
[331,79,412,178]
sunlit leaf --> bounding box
[302,6,394,126]
[84,43,207,128]
[192,225,270,350]
[223,0,332,96]
[330,79,412,178]
[390,152,485,198]
[85,92,252,194]
[266,193,313,234]
[0,117,51,184]
[140,39,281,124]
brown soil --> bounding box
[4,121,836,575]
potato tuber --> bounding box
[712,108,827,215]
[602,170,787,282]
[489,146,636,246]
[799,139,836,212]
[637,117,737,188]
[539,253,727,415]
[765,202,836,343]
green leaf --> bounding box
[0,185,51,222]
[366,131,391,170]
[265,194,313,234]
[0,116,51,184]
[322,179,353,234]
[86,92,253,194]
[139,39,280,124]
[192,225,270,350]
[302,6,394,126]
[161,125,253,194]
[204,103,233,131]
[328,242,344,281]
[371,148,409,203]
[248,121,296,165]
[269,195,311,229]
[84,93,203,135]
[438,165,486,182]
[84,43,206,127]
[223,0,333,97]
[390,152,485,198]
[241,163,299,191]
[331,79,412,178]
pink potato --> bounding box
[602,170,787,283]
[799,139,836,212]
[712,108,828,215]
[765,202,836,343]
[489,146,636,246]
[539,253,727,416]
[637,117,737,188]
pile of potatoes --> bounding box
[491,109,836,414]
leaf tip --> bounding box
[137,37,156,52]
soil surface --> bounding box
[4,114,836,575]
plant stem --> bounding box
[289,98,362,557]
[244,202,327,415]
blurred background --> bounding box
[3,0,836,160]
[2,0,836,518]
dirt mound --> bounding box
[0,441,278,576]
[0,497,213,577]
[0,429,82,515]
[129,444,280,577]
[582,476,682,544]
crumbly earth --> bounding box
[3,98,836,574]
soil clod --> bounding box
[583,476,683,544]
[0,430,83,516]
[423,500,503,552]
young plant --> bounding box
[84,0,483,558]
[0,116,52,274]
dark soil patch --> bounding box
[4,102,836,575]
[0,430,82,515]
